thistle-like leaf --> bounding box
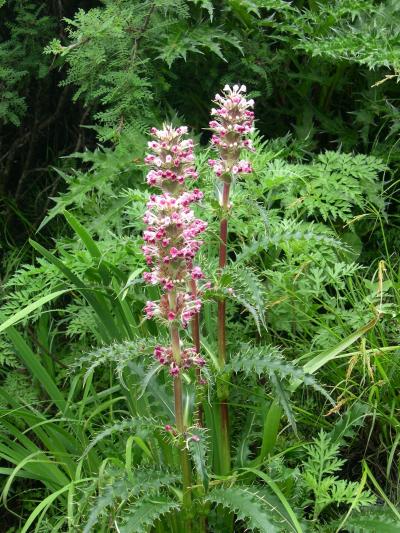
[339,507,400,533]
[119,495,180,533]
[206,485,285,532]
[83,467,179,532]
[72,339,153,380]
[226,344,333,403]
[81,417,158,458]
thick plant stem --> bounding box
[190,279,203,426]
[218,181,230,362]
[218,181,231,475]
[173,374,192,511]
[170,312,192,530]
[190,280,201,356]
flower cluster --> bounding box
[154,345,205,376]
[144,293,202,328]
[144,125,198,193]
[142,191,207,296]
[142,124,208,376]
[208,84,254,181]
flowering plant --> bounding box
[4,82,384,533]
[137,86,260,528]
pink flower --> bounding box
[191,266,204,280]
[181,296,202,327]
[208,84,255,180]
[194,356,206,367]
[154,343,207,373]
[144,300,157,319]
[170,363,180,376]
[144,125,198,193]
[142,191,207,294]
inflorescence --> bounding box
[208,84,255,181]
[143,124,207,376]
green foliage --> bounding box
[3,0,400,530]
[82,467,179,532]
[73,339,157,383]
[298,1,400,72]
[206,485,283,532]
[341,507,400,532]
[188,427,209,490]
[282,151,386,223]
[82,418,158,458]
[226,343,333,429]
[119,495,179,533]
[0,1,54,125]
[44,0,241,139]
[301,430,376,520]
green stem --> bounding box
[173,374,192,517]
[190,278,203,427]
[170,300,192,531]
[218,181,231,475]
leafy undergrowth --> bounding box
[1,1,400,531]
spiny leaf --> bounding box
[227,344,333,403]
[119,495,179,533]
[71,338,164,384]
[83,483,118,533]
[270,372,297,436]
[81,417,157,458]
[340,507,400,533]
[236,222,343,263]
[206,485,282,532]
[83,467,179,532]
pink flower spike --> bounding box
[144,125,197,192]
[142,124,209,381]
[208,84,255,182]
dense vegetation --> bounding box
[1,0,400,531]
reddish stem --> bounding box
[218,181,231,474]
[218,181,230,365]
